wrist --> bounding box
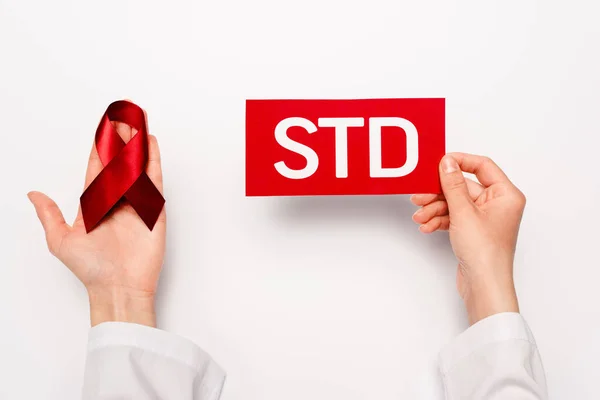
[88,286,156,328]
[463,275,519,325]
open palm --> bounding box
[29,120,166,326]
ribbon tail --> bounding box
[124,173,165,230]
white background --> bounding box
[1,0,599,399]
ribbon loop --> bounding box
[80,100,165,232]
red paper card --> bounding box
[246,98,445,196]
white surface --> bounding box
[1,0,598,399]
[80,313,547,400]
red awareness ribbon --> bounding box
[80,100,165,233]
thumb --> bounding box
[439,155,474,213]
[27,191,71,256]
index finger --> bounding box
[83,142,104,189]
[447,152,510,187]
[147,135,163,194]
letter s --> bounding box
[274,117,319,179]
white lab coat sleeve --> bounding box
[439,312,548,400]
[82,322,226,400]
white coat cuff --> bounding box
[438,312,537,375]
[88,322,225,394]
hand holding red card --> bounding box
[246,98,445,196]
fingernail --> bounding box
[412,209,422,221]
[442,156,458,174]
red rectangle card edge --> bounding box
[245,98,445,197]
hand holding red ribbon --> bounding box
[80,100,165,232]
[28,100,167,327]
